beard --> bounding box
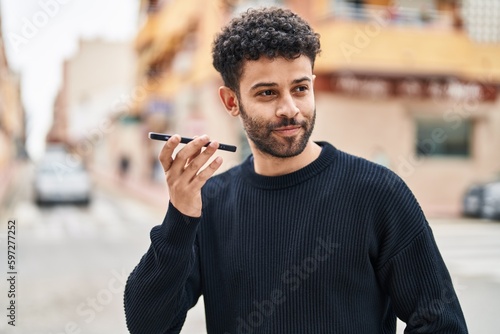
[239,102,316,158]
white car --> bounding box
[481,181,500,220]
[34,159,92,206]
[463,180,500,221]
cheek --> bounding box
[243,101,274,119]
[297,97,315,113]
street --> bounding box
[1,1,499,333]
[0,166,158,334]
[0,163,206,334]
[0,164,499,333]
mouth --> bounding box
[272,125,302,137]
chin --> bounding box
[261,138,309,158]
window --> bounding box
[329,0,443,26]
[415,118,472,157]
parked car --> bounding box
[44,143,69,161]
[34,158,92,206]
[462,180,500,220]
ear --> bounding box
[218,86,240,117]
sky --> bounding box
[1,0,140,159]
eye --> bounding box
[258,89,275,96]
[294,85,309,94]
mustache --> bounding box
[267,118,307,131]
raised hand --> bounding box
[158,134,223,217]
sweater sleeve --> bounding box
[374,171,468,333]
[378,227,468,333]
[124,202,202,334]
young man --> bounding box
[124,7,468,333]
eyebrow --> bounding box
[249,76,312,91]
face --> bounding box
[235,56,316,158]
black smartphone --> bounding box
[148,132,237,152]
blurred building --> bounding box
[462,0,500,43]
[312,0,500,217]
[133,0,500,217]
[0,14,25,171]
[50,39,140,177]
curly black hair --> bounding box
[212,7,321,92]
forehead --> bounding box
[239,56,313,90]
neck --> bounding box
[250,141,322,176]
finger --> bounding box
[170,135,211,175]
[183,140,221,179]
[158,134,181,172]
[186,147,202,168]
[192,155,224,186]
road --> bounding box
[0,163,206,334]
[0,163,499,333]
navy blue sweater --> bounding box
[124,142,468,333]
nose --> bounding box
[276,93,300,118]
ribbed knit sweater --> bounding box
[124,142,468,334]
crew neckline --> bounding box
[240,142,337,190]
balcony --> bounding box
[325,0,461,30]
[312,0,500,84]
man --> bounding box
[124,7,468,333]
